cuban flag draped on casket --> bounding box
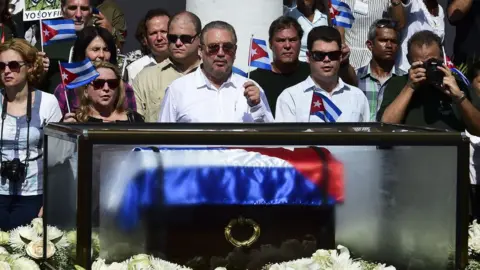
[108,147,344,231]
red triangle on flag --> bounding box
[310,93,325,115]
[41,22,58,43]
[59,65,78,86]
[250,41,268,62]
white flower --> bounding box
[268,258,319,269]
[150,256,192,270]
[30,218,43,235]
[9,226,37,251]
[25,239,56,259]
[0,261,11,270]
[106,262,128,270]
[0,232,9,245]
[127,254,151,269]
[92,259,107,270]
[0,248,7,255]
[373,264,396,270]
[65,231,77,246]
[214,268,227,270]
[469,220,480,254]
[10,257,40,270]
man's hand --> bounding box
[38,206,43,217]
[341,43,350,64]
[93,12,113,33]
[63,112,77,123]
[407,61,426,90]
[38,52,49,73]
[243,81,261,107]
[438,64,464,99]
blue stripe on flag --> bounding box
[44,36,76,46]
[251,60,272,71]
[314,112,327,122]
[317,92,342,116]
[43,19,75,26]
[252,38,267,46]
[452,68,471,86]
[232,66,247,77]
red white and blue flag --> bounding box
[41,19,77,46]
[59,58,99,89]
[249,38,272,71]
[310,92,342,122]
[110,146,344,230]
[329,0,355,29]
[446,56,470,87]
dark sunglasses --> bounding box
[91,79,120,90]
[376,19,396,29]
[0,61,26,72]
[167,34,197,44]
[67,5,90,11]
[203,43,236,55]
[310,51,342,62]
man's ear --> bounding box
[306,51,310,64]
[366,40,373,51]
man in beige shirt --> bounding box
[133,11,202,122]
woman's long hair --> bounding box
[75,61,126,122]
[72,26,118,65]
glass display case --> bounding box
[42,123,469,270]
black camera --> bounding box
[1,158,26,182]
[423,58,444,88]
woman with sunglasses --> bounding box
[63,61,143,123]
[54,26,137,117]
[0,39,62,230]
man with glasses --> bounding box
[126,9,170,85]
[276,26,370,122]
[356,19,405,121]
[158,21,273,123]
[133,11,201,122]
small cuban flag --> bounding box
[41,19,77,46]
[446,56,471,87]
[329,0,355,29]
[310,92,342,122]
[249,38,272,71]
[59,58,100,89]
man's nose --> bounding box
[75,8,82,19]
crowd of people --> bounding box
[0,0,479,230]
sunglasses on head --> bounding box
[309,51,342,62]
[0,61,26,72]
[167,34,198,44]
[203,43,236,56]
[375,19,396,29]
[90,79,120,90]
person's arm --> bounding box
[339,61,358,86]
[158,87,177,123]
[381,83,414,123]
[243,81,274,122]
[110,8,127,50]
[448,0,473,24]
[275,91,297,122]
[390,0,407,30]
[132,74,146,118]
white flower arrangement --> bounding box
[470,220,480,255]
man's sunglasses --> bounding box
[376,19,396,29]
[0,61,26,72]
[203,43,236,55]
[167,34,198,44]
[67,5,90,11]
[91,79,120,89]
[309,51,342,62]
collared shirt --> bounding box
[133,58,200,122]
[53,81,137,116]
[275,76,370,122]
[126,54,157,85]
[158,68,274,123]
[356,64,406,121]
[0,90,62,196]
[285,7,329,62]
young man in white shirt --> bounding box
[158,21,273,123]
[276,26,370,122]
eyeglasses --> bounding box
[90,79,120,90]
[203,43,236,56]
[166,34,198,44]
[0,61,26,72]
[309,51,342,62]
[67,5,90,11]
[375,19,396,29]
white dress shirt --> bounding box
[126,54,157,85]
[275,76,370,122]
[158,68,274,123]
[285,8,329,62]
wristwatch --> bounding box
[454,92,467,104]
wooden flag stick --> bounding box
[247,34,253,79]
[58,61,71,113]
[39,19,44,52]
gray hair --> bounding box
[200,20,237,45]
[367,18,397,41]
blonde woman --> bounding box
[64,61,144,123]
[0,38,62,231]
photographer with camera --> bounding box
[377,30,480,136]
[0,39,62,231]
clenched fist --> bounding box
[243,81,261,107]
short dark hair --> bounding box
[168,11,202,35]
[144,8,170,33]
[307,26,341,51]
[407,30,442,57]
[200,21,237,45]
[72,26,118,65]
[137,9,170,55]
[268,16,303,43]
[367,18,397,41]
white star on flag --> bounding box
[43,29,50,37]
[61,72,68,81]
[251,48,257,56]
[314,100,322,107]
